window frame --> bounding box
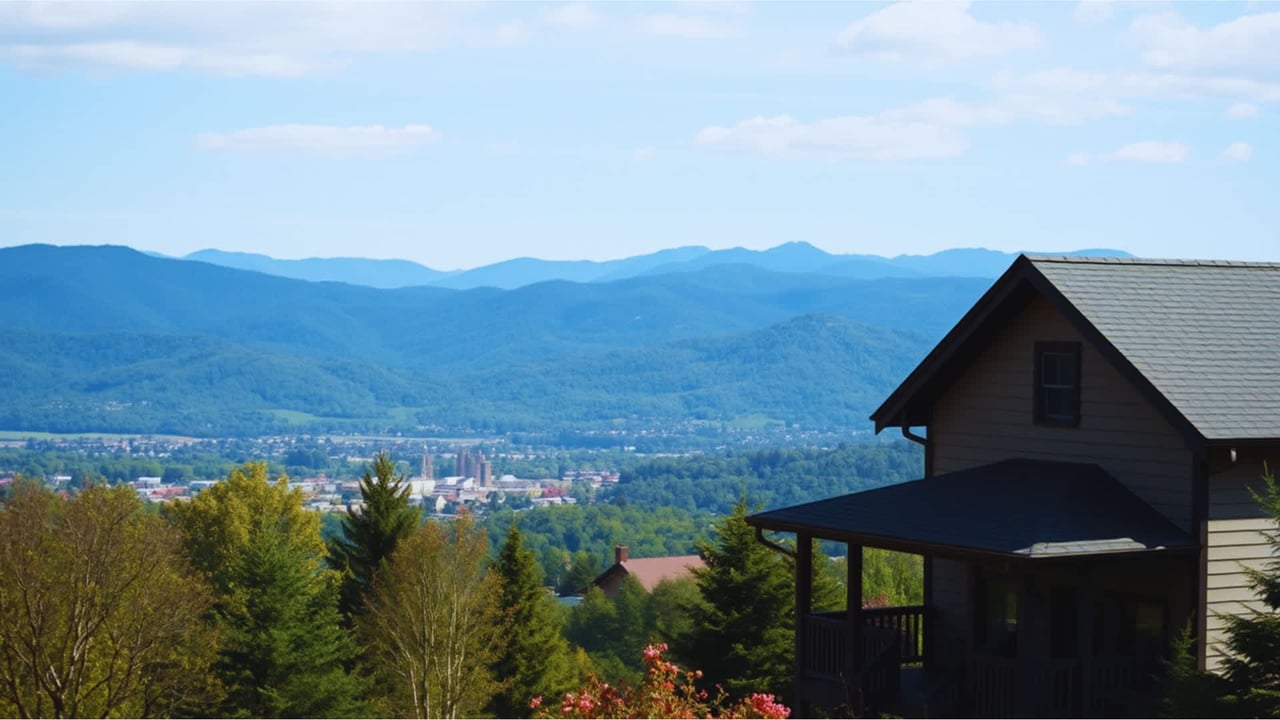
[1034,341,1082,428]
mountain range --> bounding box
[179,243,1131,290]
[0,243,1127,443]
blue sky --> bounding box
[2,1,1277,270]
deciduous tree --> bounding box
[0,482,220,718]
[359,514,508,719]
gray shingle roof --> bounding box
[1030,257,1280,441]
[747,459,1195,559]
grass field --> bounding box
[0,430,199,442]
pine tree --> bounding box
[489,524,579,718]
[328,452,420,620]
[677,498,799,701]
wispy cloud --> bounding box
[1220,141,1253,162]
[0,2,470,76]
[1068,141,1190,165]
[1226,102,1261,118]
[544,3,603,30]
[1074,1,1113,25]
[836,0,1041,64]
[638,13,740,40]
[1129,10,1280,73]
[196,124,441,158]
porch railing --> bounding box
[862,605,926,663]
[969,654,1158,718]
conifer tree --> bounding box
[489,524,579,718]
[168,462,364,718]
[328,452,419,620]
[677,498,800,701]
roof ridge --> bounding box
[1026,255,1280,268]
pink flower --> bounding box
[530,696,542,710]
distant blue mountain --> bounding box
[179,243,1132,290]
[184,249,455,289]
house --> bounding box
[586,545,706,598]
[746,256,1280,718]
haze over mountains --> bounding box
[1,243,1128,443]
[180,243,1131,290]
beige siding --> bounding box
[931,296,1194,531]
[1206,450,1280,671]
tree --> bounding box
[677,499,801,701]
[0,482,220,718]
[166,462,363,718]
[328,452,420,620]
[490,524,580,718]
[359,514,509,719]
[561,550,600,595]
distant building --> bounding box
[584,545,705,599]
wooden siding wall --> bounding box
[930,297,1194,531]
[1206,448,1280,671]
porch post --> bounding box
[1014,572,1036,717]
[1077,571,1096,716]
[796,533,812,697]
[848,545,863,681]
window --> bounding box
[1035,342,1081,426]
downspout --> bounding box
[901,423,932,479]
[754,527,796,558]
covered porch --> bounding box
[747,459,1198,718]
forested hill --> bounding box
[0,244,991,440]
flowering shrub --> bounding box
[532,643,790,719]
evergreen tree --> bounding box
[489,524,579,718]
[168,462,364,718]
[677,498,797,701]
[328,452,419,620]
[561,550,600,595]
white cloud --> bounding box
[196,124,441,158]
[638,14,740,40]
[992,68,1280,103]
[1220,142,1253,162]
[491,20,530,47]
[0,2,472,76]
[836,0,1041,64]
[1074,1,1113,25]
[1227,102,1261,118]
[1130,10,1280,73]
[545,3,603,29]
[693,90,1131,162]
[1112,141,1189,164]
[694,114,969,161]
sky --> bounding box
[1,1,1277,270]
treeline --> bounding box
[0,456,907,719]
[609,440,921,514]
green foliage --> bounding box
[0,482,220,718]
[328,452,420,620]
[167,462,363,718]
[565,579,651,686]
[677,499,797,701]
[490,524,581,718]
[836,548,925,608]
[358,515,508,719]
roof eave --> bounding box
[870,255,1039,432]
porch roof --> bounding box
[746,459,1196,560]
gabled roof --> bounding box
[588,555,706,594]
[872,255,1280,444]
[747,459,1196,560]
